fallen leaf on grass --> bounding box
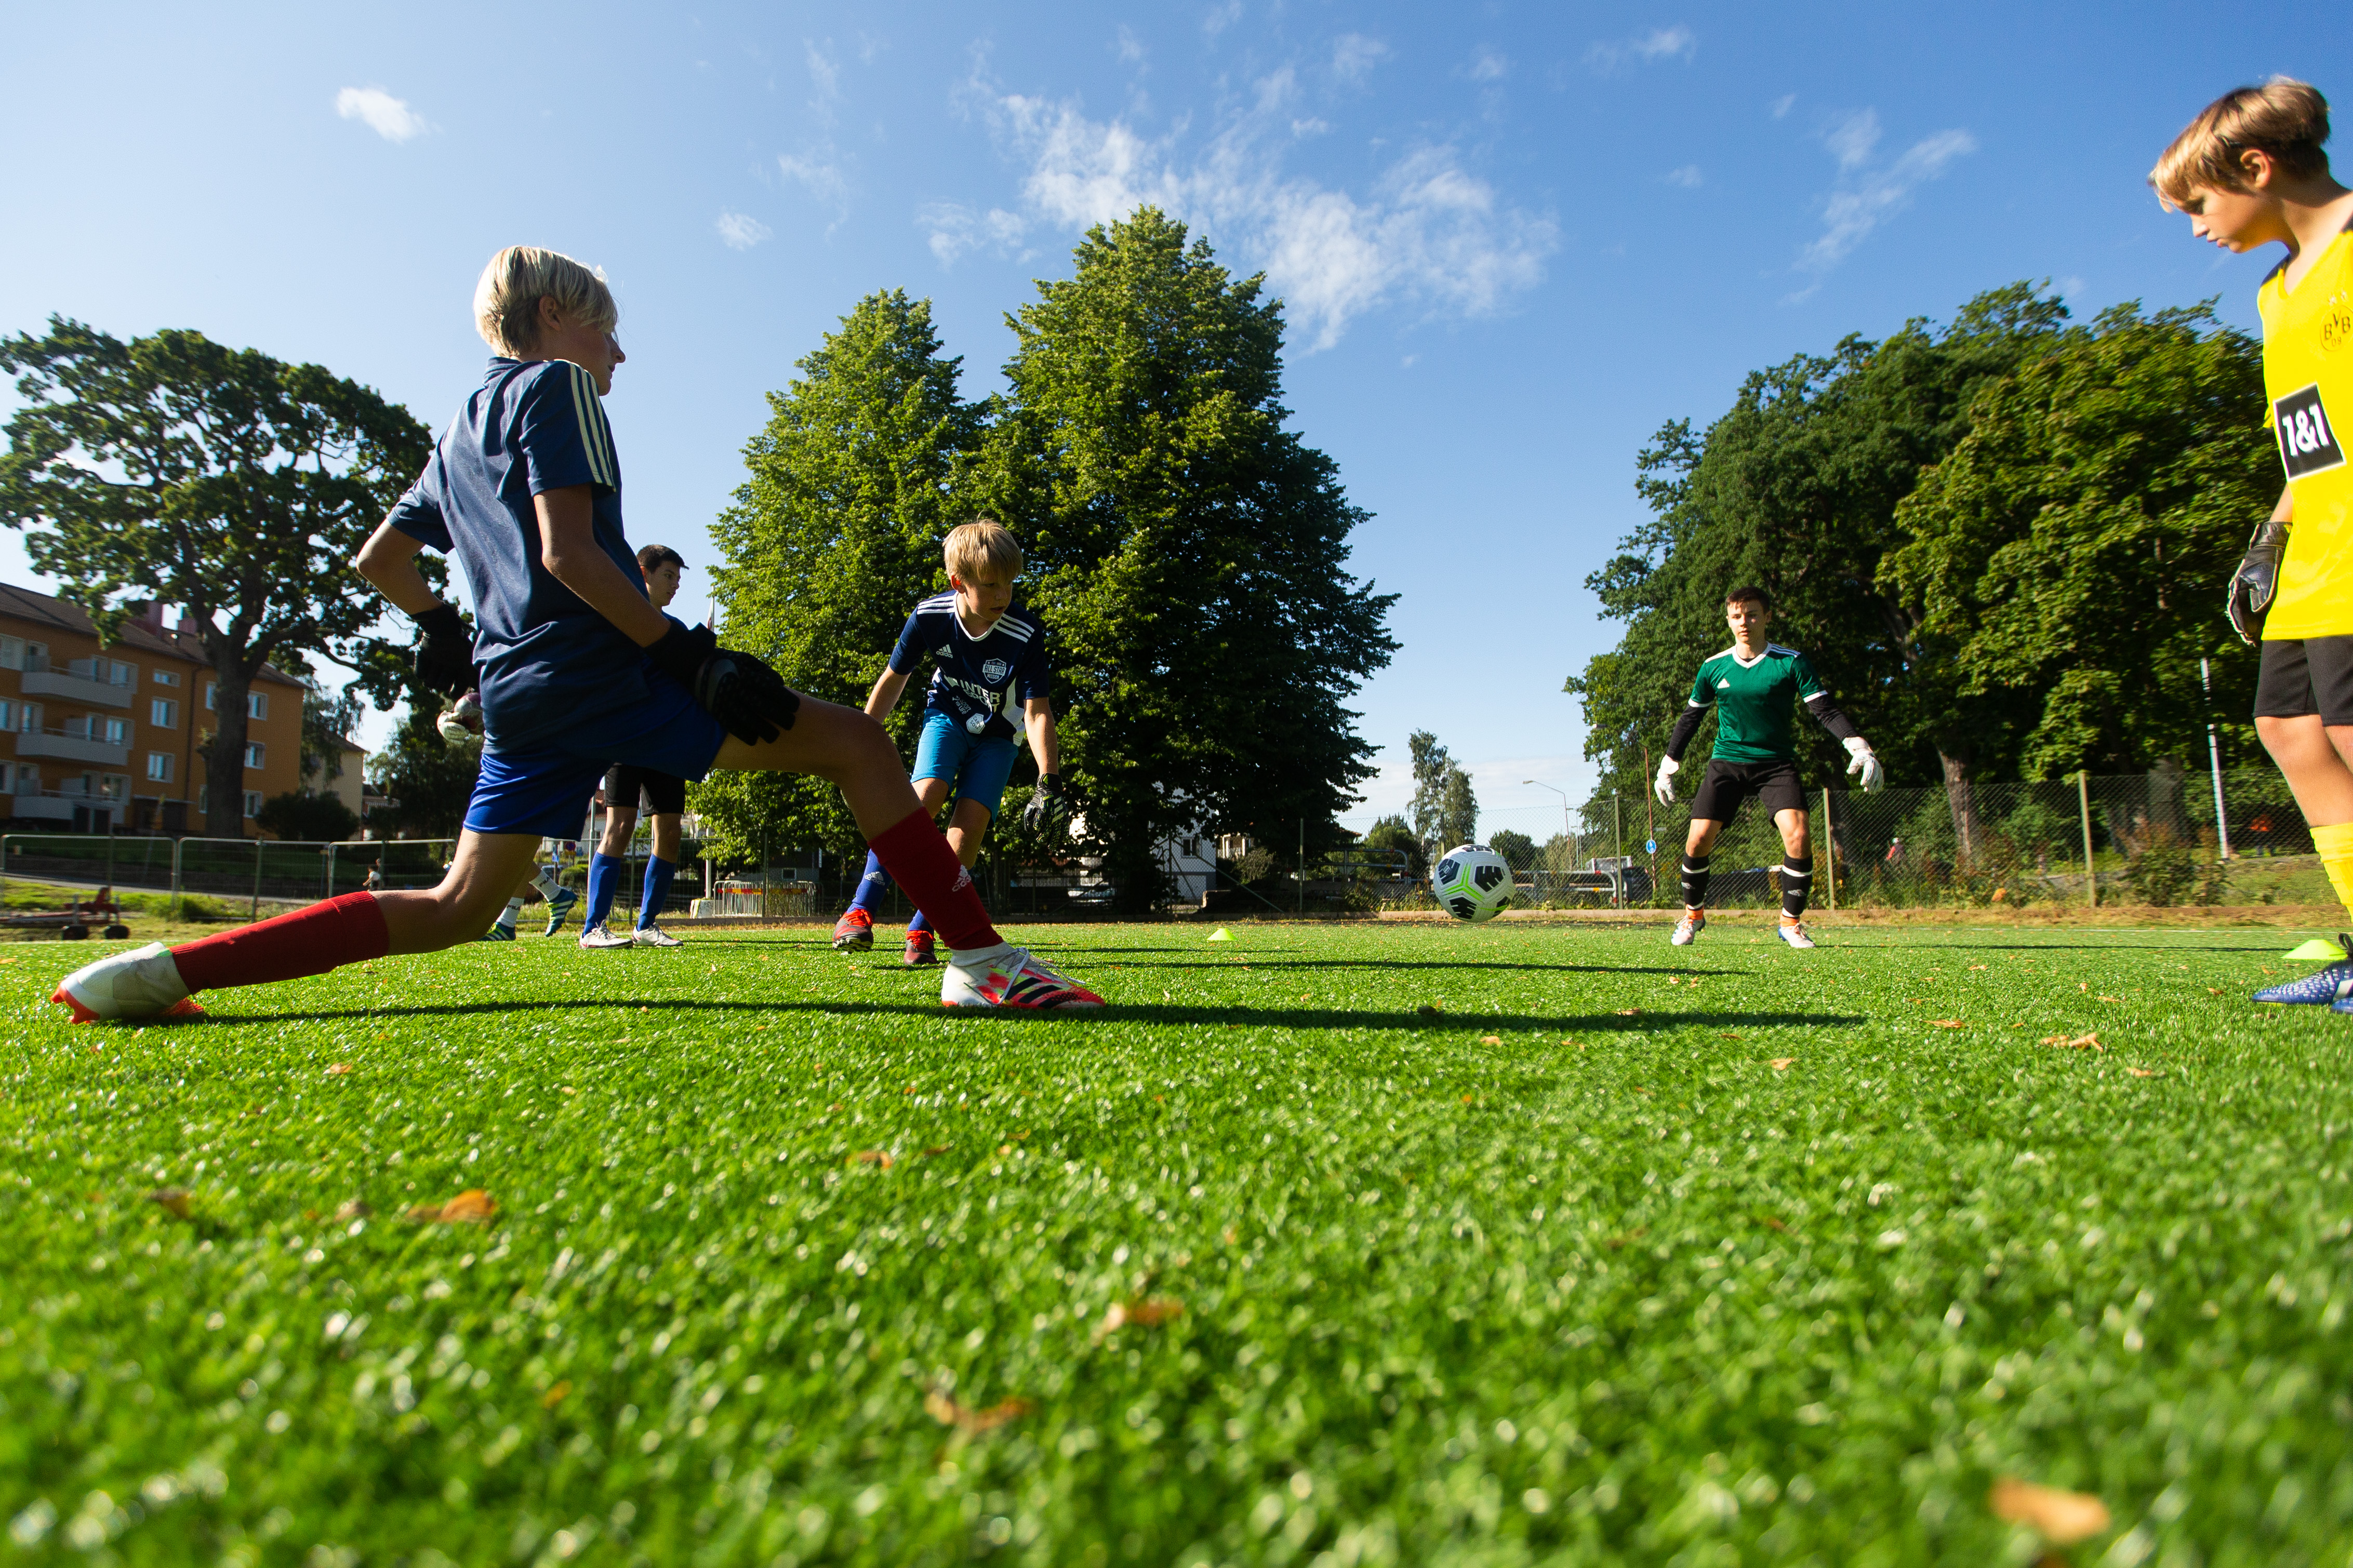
[1616,1008,1639,1017]
[1605,1226,1649,1250]
[148,1189,190,1220]
[1970,963,1988,970]
[1100,1298,1184,1334]
[1931,1020,1964,1029]
[334,1200,373,1222]
[1719,1033,1742,1040]
[1759,1216,1789,1233]
[325,1063,353,1076]
[1460,1093,1475,1105]
[2126,1067,2159,1078]
[1988,1477,2109,1544]
[925,1389,1031,1433]
[2040,1033,2102,1051]
[923,1145,951,1157]
[541,1381,571,1409]
[851,1150,895,1169]
[406,1189,496,1225]
[1770,1058,1794,1071]
[1479,1035,1501,1045]
[2098,995,2123,1003]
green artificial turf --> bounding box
[4,919,2352,1566]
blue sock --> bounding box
[908,907,930,936]
[637,857,676,930]
[585,852,624,930]
[849,850,892,915]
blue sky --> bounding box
[2,3,2343,842]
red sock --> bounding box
[171,891,390,995]
[868,810,1001,953]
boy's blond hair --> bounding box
[2150,77,2332,209]
[944,520,1023,582]
[472,246,619,356]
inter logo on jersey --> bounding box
[2275,384,2346,480]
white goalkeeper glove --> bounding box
[1844,736,1883,793]
[1653,754,1680,808]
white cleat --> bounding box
[632,924,683,948]
[941,945,1105,1010]
[51,941,204,1023]
[1777,919,1816,949]
[578,923,633,951]
[1670,910,1706,947]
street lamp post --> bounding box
[1524,780,1575,873]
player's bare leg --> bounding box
[379,834,553,953]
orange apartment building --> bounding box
[0,583,308,837]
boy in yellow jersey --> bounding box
[2154,78,2353,1008]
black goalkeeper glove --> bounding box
[646,622,801,745]
[1022,773,1070,838]
[2228,516,2291,646]
[414,604,475,698]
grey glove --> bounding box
[2228,516,2290,646]
[1022,773,1069,838]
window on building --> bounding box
[150,697,178,728]
[24,641,47,674]
[204,682,212,711]
[197,784,208,814]
[153,668,179,688]
[0,762,12,793]
[19,702,43,734]
[100,717,129,746]
[13,765,36,794]
[244,790,262,819]
[248,691,268,720]
[0,699,11,732]
[146,753,174,784]
[100,775,128,802]
[245,741,265,770]
[0,636,20,671]
[107,660,135,688]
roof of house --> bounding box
[0,581,307,688]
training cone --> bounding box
[1208,929,1232,942]
[2284,937,2349,962]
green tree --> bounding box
[1567,284,2072,813]
[0,318,433,836]
[365,708,479,840]
[1883,302,2271,779]
[1488,827,1535,869]
[1360,814,1425,878]
[980,209,1397,910]
[692,290,984,864]
[255,788,358,844]
[1407,731,1477,856]
[299,679,366,793]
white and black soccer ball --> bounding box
[1433,843,1513,923]
[436,689,484,746]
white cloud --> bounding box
[1115,25,1146,64]
[1665,164,1703,188]
[955,82,1556,349]
[715,212,773,251]
[1770,93,1797,119]
[1797,115,1977,274]
[1584,25,1695,72]
[1332,33,1388,84]
[920,202,1029,266]
[804,40,841,108]
[778,151,849,210]
[1468,51,1508,82]
[334,86,429,142]
[1203,0,1241,37]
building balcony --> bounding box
[20,668,134,709]
[13,730,131,766]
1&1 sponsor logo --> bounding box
[2275,384,2346,480]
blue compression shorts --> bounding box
[464,672,727,839]
[911,708,1018,816]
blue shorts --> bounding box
[464,674,726,839]
[911,708,1018,816]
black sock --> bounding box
[1680,853,1712,909]
[1781,854,1814,920]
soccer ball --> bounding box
[1433,844,1513,923]
[436,689,484,745]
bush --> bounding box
[254,790,360,844]
[2124,833,2198,907]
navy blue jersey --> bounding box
[887,594,1051,729]
[385,358,650,748]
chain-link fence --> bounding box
[1452,766,2320,913]
[0,835,459,920]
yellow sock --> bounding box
[2315,820,2353,931]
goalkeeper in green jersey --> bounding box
[1653,586,1885,948]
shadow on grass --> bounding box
[175,997,1868,1034]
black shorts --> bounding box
[2255,636,2353,728]
[602,762,687,816]
[1690,757,1806,823]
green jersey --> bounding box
[1686,644,1826,764]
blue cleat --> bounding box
[542,885,580,936]
[2335,995,2353,1016]
[2253,962,2353,1005]
[477,923,517,943]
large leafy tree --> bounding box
[979,209,1398,909]
[1567,284,2071,826]
[690,290,981,864]
[1407,730,1478,857]
[0,318,432,835]
[1883,302,2271,779]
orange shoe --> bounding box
[830,908,874,952]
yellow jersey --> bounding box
[2257,220,2353,639]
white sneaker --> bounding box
[1671,910,1706,947]
[1778,919,1816,949]
[578,923,633,950]
[632,924,683,948]
[51,941,204,1023]
[941,945,1105,1010]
